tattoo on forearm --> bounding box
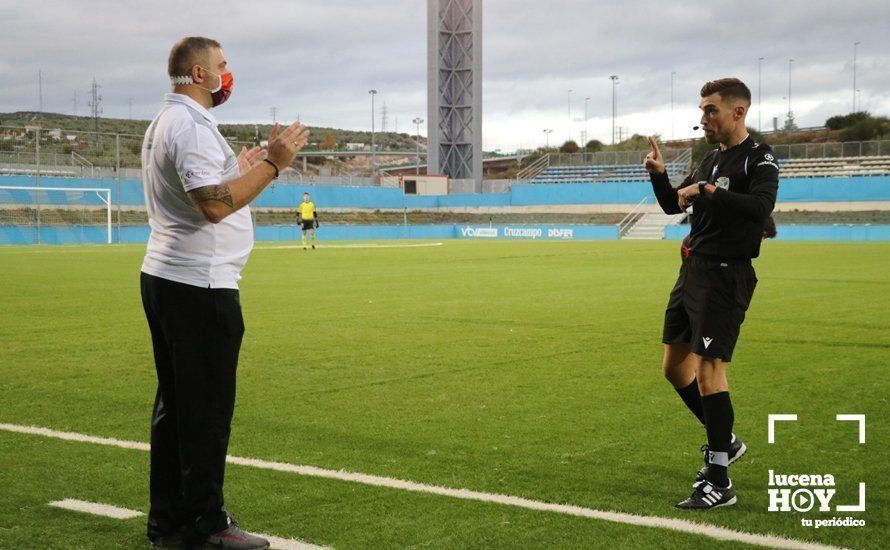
[190,184,234,208]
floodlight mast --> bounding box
[427,0,483,187]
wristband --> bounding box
[263,158,280,179]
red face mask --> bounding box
[196,66,234,108]
[211,71,234,107]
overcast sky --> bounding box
[2,0,888,151]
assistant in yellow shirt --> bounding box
[297,200,316,221]
[297,192,319,249]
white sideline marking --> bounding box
[3,423,840,550]
[46,499,326,549]
[254,242,444,250]
[263,534,328,550]
[49,498,144,519]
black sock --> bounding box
[702,391,734,488]
[674,379,705,427]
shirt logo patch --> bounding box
[703,337,714,349]
[764,153,775,161]
[185,169,210,179]
[716,177,730,190]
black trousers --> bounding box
[140,272,244,542]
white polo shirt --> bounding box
[140,93,253,289]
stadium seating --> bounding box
[777,156,890,178]
[0,167,78,178]
[531,162,688,183]
[532,156,890,183]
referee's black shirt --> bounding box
[650,136,779,259]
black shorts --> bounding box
[301,220,315,231]
[662,254,758,362]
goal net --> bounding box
[0,186,112,245]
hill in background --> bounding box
[0,111,424,152]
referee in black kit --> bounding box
[644,78,779,509]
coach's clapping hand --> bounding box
[237,146,267,176]
[644,136,665,175]
[266,122,311,172]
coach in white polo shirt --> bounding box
[140,36,308,550]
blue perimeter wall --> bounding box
[3,175,890,208]
[0,224,618,245]
[3,224,890,245]
[3,175,889,244]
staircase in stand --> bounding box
[621,211,687,240]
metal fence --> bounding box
[0,125,405,185]
[548,148,691,166]
[770,140,890,160]
[0,126,145,178]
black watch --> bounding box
[698,182,707,198]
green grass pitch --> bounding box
[0,240,887,549]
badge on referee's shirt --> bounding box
[716,176,730,190]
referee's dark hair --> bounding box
[701,78,751,106]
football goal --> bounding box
[0,185,113,245]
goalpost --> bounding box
[0,186,113,245]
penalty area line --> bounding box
[3,423,841,550]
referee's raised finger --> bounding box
[647,135,660,158]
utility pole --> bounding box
[128,97,133,120]
[584,96,590,148]
[270,107,278,124]
[88,77,102,133]
[35,127,42,244]
[38,70,43,113]
[381,101,388,150]
[670,71,676,139]
[369,89,377,177]
[787,59,794,135]
[758,57,764,132]
[567,89,573,143]
[73,91,78,116]
[609,75,619,145]
[413,117,424,175]
[853,41,861,113]
[543,128,553,148]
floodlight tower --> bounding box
[427,0,482,187]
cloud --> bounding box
[1,0,887,150]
